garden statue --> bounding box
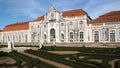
[8,41,14,50]
[8,41,11,49]
[39,39,43,49]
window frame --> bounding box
[79,21,83,28]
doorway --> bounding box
[50,28,55,42]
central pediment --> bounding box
[45,7,62,22]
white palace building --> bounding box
[0,7,120,46]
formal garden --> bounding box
[0,50,57,68]
[0,45,120,68]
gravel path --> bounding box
[48,51,80,55]
[19,51,72,68]
[0,57,16,64]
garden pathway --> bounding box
[19,51,72,68]
[48,51,80,55]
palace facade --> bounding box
[0,7,120,44]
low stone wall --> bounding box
[0,42,120,48]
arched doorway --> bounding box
[50,28,55,42]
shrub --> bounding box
[0,51,8,56]
[32,58,41,65]
[0,45,7,48]
[16,60,22,68]
[115,60,120,68]
[25,49,92,68]
[69,54,79,60]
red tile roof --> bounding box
[62,9,88,17]
[33,9,88,22]
[2,22,29,32]
[100,11,120,17]
[33,15,44,22]
[90,10,120,24]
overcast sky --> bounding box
[0,0,120,29]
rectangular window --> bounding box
[31,34,34,42]
[44,25,46,28]
[80,32,84,41]
[19,35,21,42]
[3,36,4,42]
[61,23,64,29]
[16,35,18,42]
[61,34,64,42]
[117,29,120,40]
[70,32,73,39]
[8,35,10,41]
[75,22,78,32]
[61,23,64,26]
[51,13,54,20]
[38,25,40,31]
[79,21,83,28]
[94,31,99,42]
[31,26,33,31]
[101,28,107,41]
[25,34,27,42]
[70,22,73,26]
[13,35,15,42]
[70,32,73,42]
[110,30,115,41]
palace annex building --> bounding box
[0,7,120,45]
